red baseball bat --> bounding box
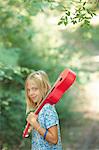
[23,68,76,138]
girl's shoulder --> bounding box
[41,103,57,115]
[39,104,53,117]
[43,103,54,110]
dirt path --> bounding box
[61,72,99,150]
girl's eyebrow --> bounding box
[31,85,38,88]
[27,85,38,89]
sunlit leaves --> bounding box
[23,0,97,27]
[58,1,97,27]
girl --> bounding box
[25,70,62,150]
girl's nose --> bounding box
[29,90,34,96]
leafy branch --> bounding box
[58,1,97,27]
[24,0,98,27]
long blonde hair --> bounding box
[25,70,51,113]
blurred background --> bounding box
[0,0,99,150]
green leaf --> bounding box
[58,21,63,25]
[64,21,68,25]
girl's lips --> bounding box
[31,96,36,99]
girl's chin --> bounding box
[32,99,38,103]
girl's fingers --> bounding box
[26,113,38,123]
[29,113,38,119]
[34,114,38,119]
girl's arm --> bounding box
[37,125,58,144]
[27,112,58,144]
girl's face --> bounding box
[27,79,42,104]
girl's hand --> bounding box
[28,125,33,134]
[26,112,38,128]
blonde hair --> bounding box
[25,70,51,113]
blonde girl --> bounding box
[25,70,62,150]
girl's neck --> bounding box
[31,98,43,110]
[35,98,43,109]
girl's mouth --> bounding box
[31,96,36,100]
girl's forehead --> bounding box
[26,79,37,87]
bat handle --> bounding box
[23,122,30,138]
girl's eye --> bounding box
[32,87,38,91]
[27,87,38,92]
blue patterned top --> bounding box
[32,103,62,150]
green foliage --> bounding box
[23,0,97,27]
[0,65,29,148]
